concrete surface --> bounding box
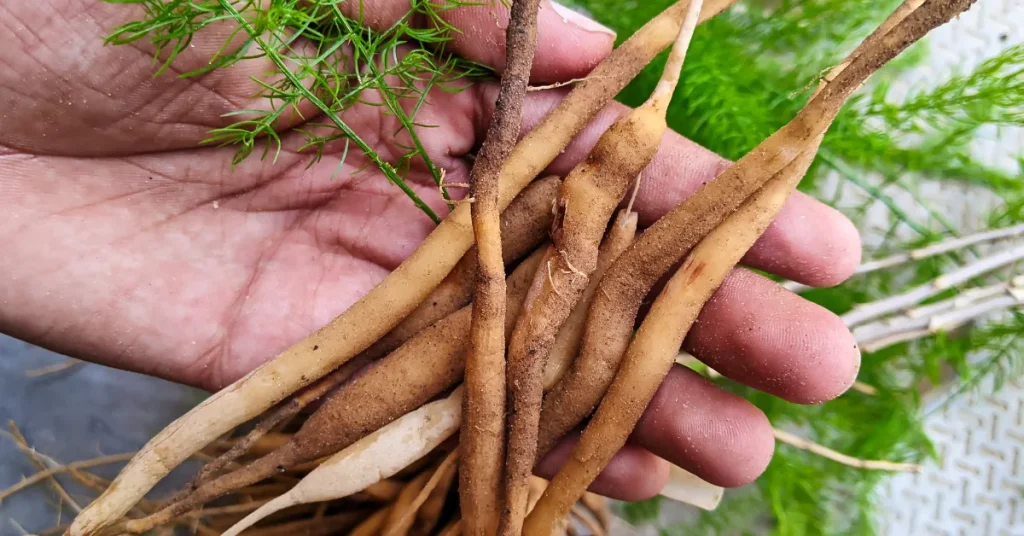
[0,337,203,535]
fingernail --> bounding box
[550,1,617,37]
[845,343,863,394]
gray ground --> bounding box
[0,335,203,536]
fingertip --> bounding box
[441,1,615,83]
[824,207,864,285]
[536,437,670,501]
[547,1,618,38]
[793,307,862,404]
[590,444,670,501]
[771,290,861,404]
[713,396,775,487]
[689,270,861,405]
[534,1,617,81]
[634,367,774,488]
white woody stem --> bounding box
[783,223,1024,294]
[842,244,1024,327]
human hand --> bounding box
[0,0,862,500]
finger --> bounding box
[340,0,616,83]
[745,192,862,288]
[442,0,617,82]
[685,269,861,404]
[536,436,670,502]
[535,365,776,493]
[474,86,862,287]
[630,366,775,488]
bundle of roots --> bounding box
[63,0,977,534]
[13,419,614,536]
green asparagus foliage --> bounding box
[105,0,490,222]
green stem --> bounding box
[335,7,453,207]
[819,152,931,237]
[924,327,1022,417]
[218,0,442,224]
[822,152,986,269]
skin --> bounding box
[0,0,861,500]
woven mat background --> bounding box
[880,377,1024,536]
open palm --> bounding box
[1,0,864,499]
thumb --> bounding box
[339,0,617,83]
[442,0,617,82]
